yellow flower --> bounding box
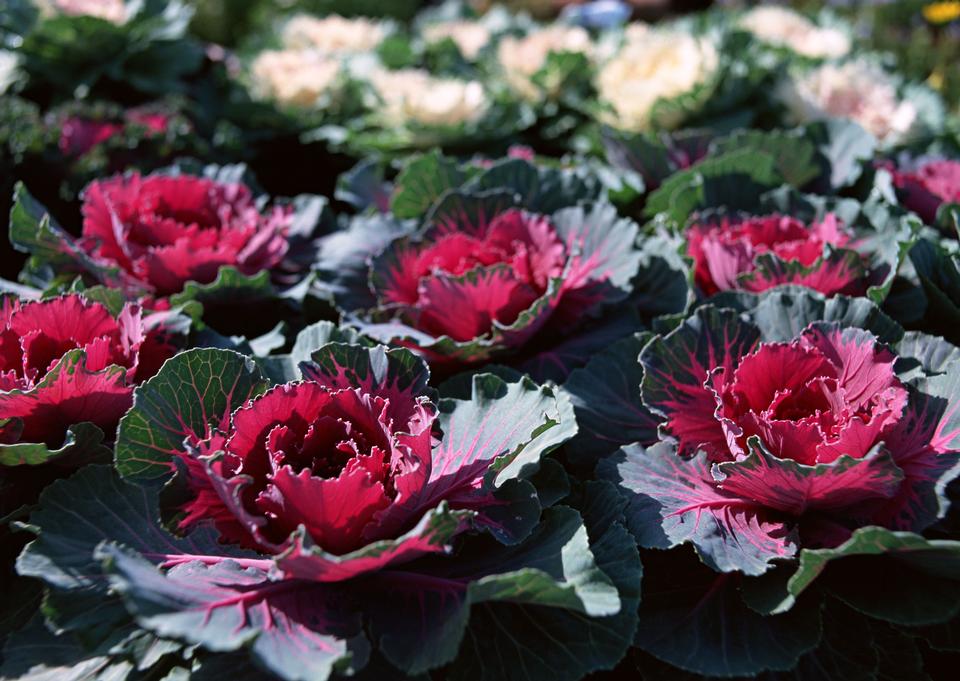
[923,1,960,24]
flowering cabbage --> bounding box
[8,169,330,318]
[887,156,960,225]
[496,24,593,102]
[596,29,719,132]
[647,177,919,305]
[603,288,960,576]
[16,0,202,100]
[346,195,642,377]
[687,212,865,296]
[15,338,640,680]
[737,6,851,59]
[59,108,170,157]
[0,293,175,464]
[778,60,919,144]
[77,173,291,296]
[422,19,493,61]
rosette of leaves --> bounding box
[875,147,960,229]
[670,26,777,133]
[727,4,854,64]
[593,286,960,678]
[677,185,919,307]
[231,21,371,132]
[338,78,533,159]
[8,162,334,339]
[775,56,946,151]
[590,23,772,143]
[9,0,204,102]
[46,99,201,195]
[319,151,686,382]
[0,288,188,619]
[485,21,600,153]
[413,1,512,71]
[7,338,640,681]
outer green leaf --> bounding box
[390,151,466,219]
[436,373,576,492]
[804,118,877,190]
[895,332,960,381]
[710,129,821,188]
[441,483,641,681]
[0,615,135,681]
[168,266,276,309]
[100,546,368,681]
[16,465,251,595]
[561,333,658,465]
[8,182,134,292]
[468,158,602,214]
[0,422,108,467]
[633,547,821,677]
[910,237,960,345]
[115,349,268,481]
[778,527,960,625]
[367,505,621,675]
[256,322,368,384]
[643,148,782,222]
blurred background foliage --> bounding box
[187,1,960,112]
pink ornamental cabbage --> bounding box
[59,109,171,157]
[687,212,866,296]
[0,293,175,449]
[361,202,641,370]
[120,342,572,582]
[607,302,960,575]
[79,173,293,295]
[888,158,960,224]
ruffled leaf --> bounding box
[302,342,430,404]
[640,305,760,457]
[0,348,132,448]
[715,439,904,517]
[100,547,368,681]
[274,504,471,583]
[602,442,797,575]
